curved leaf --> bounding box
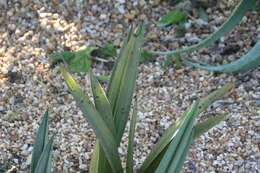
[184,40,260,73]
[148,0,256,56]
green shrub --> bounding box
[60,24,234,173]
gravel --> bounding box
[0,0,259,172]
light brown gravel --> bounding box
[0,0,259,172]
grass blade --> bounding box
[30,111,49,173]
[107,24,144,142]
[149,0,256,56]
[126,103,138,173]
[193,114,228,139]
[34,136,54,173]
[184,40,260,73]
[61,66,123,173]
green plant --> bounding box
[150,0,256,56]
[60,24,234,173]
[147,0,260,73]
[158,9,187,27]
[30,111,54,173]
[184,39,260,73]
[50,42,117,73]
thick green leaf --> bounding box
[90,71,116,136]
[174,131,194,173]
[34,136,54,173]
[51,46,97,73]
[158,9,187,27]
[166,125,194,173]
[30,111,49,173]
[90,141,113,173]
[89,71,116,173]
[184,40,260,73]
[154,101,198,173]
[139,82,233,173]
[126,103,138,173]
[107,24,144,143]
[149,0,256,56]
[193,114,228,139]
[90,25,144,173]
[61,66,123,173]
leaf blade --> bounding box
[184,40,260,73]
[139,82,233,173]
[158,9,187,27]
[154,101,198,173]
[107,24,144,142]
[126,103,138,173]
[90,70,116,136]
[30,111,49,173]
[34,136,54,173]
[193,114,228,139]
[61,66,122,173]
[149,0,256,56]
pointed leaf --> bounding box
[61,66,122,173]
[90,70,116,136]
[30,111,49,173]
[196,82,234,115]
[107,24,144,142]
[90,70,116,173]
[34,136,54,173]
[193,114,228,139]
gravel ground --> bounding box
[0,0,259,172]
